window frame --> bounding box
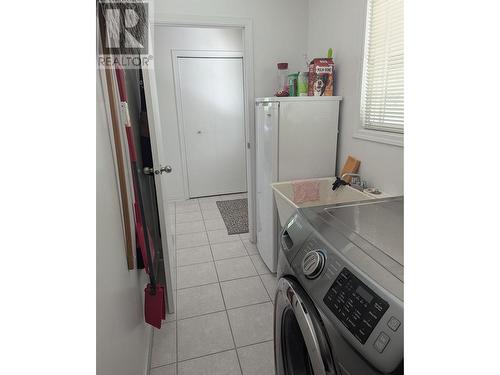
[355,0,404,147]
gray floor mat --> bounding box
[215,198,249,235]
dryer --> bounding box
[275,197,403,375]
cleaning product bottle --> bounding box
[288,73,299,96]
[276,63,289,96]
[297,72,309,96]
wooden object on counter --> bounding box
[340,155,361,183]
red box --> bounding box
[308,58,334,96]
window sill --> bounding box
[353,128,404,147]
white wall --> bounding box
[154,1,310,200]
[154,27,244,200]
[153,0,402,197]
[97,75,151,375]
[155,0,309,97]
[308,0,404,195]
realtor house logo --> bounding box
[98,0,152,68]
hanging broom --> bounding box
[115,65,165,329]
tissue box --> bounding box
[308,58,334,96]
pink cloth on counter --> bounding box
[292,180,321,203]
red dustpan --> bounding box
[145,284,165,329]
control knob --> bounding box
[302,250,326,279]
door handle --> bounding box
[197,130,202,134]
[159,165,172,174]
[143,167,155,175]
[143,165,173,175]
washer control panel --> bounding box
[323,268,389,344]
[284,215,403,374]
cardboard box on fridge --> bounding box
[308,58,334,96]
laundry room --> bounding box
[12,1,493,375]
[96,1,405,373]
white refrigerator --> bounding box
[255,96,342,272]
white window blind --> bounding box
[361,0,404,133]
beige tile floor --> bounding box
[151,193,278,375]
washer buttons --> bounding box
[373,332,390,353]
[387,316,401,331]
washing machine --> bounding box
[274,197,403,375]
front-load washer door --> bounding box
[275,277,336,375]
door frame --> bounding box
[150,14,257,243]
[171,50,245,199]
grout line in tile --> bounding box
[175,250,261,286]
[171,338,274,370]
[176,260,215,271]
[218,236,268,366]
[235,338,274,350]
[202,212,244,375]
[241,238,250,256]
[151,362,176,370]
[161,195,253,371]
[176,259,211,268]
[214,254,252,263]
[171,338,273,369]
[225,300,272,313]
[175,347,236,366]
[174,228,206,236]
[256,267,276,302]
[242,241,276,300]
[174,281,219,292]
[175,244,210,251]
[175,242,210,253]
[176,280,219,291]
[150,362,174,370]
[173,297,272,323]
[215,270,265,284]
[175,307,228,322]
[177,198,200,373]
[210,242,251,262]
[218,275,271,306]
[235,338,275,369]
[208,240,243,246]
[177,250,249,268]
[175,244,211,261]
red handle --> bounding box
[125,127,137,162]
[115,65,128,102]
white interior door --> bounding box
[142,66,176,313]
[177,57,247,198]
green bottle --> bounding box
[297,72,309,96]
[288,73,299,97]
